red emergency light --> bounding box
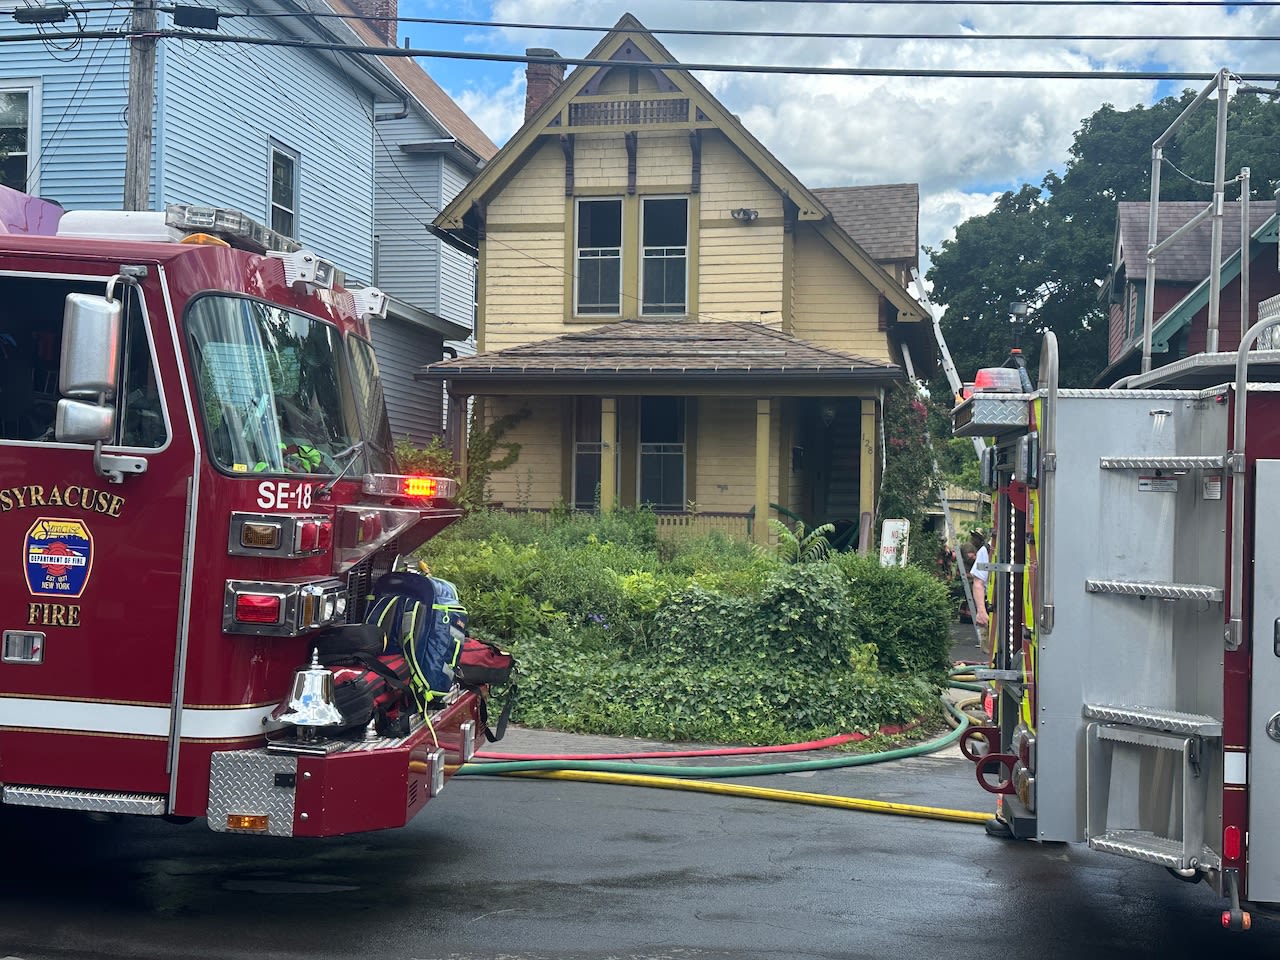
[294,518,333,554]
[972,367,1023,393]
[235,593,282,625]
[363,473,458,500]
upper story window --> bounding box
[0,84,37,193]
[641,197,687,315]
[270,143,299,238]
[576,198,622,316]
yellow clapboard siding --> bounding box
[791,229,893,363]
[693,398,776,514]
[488,142,569,224]
[484,397,564,509]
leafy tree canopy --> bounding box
[926,90,1280,392]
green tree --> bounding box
[927,91,1280,391]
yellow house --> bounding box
[422,15,933,545]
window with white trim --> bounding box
[575,198,622,316]
[269,143,299,238]
[641,197,688,315]
[0,85,36,193]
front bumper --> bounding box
[207,693,481,837]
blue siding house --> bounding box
[0,0,494,446]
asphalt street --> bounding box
[0,624,1275,960]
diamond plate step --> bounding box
[1085,579,1223,602]
[1099,456,1225,471]
[1083,703,1221,736]
[1089,830,1218,871]
[2,785,166,815]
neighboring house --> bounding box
[1099,201,1280,384]
[0,0,494,445]
[424,15,933,544]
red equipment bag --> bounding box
[455,637,515,687]
[324,652,412,734]
[455,637,517,742]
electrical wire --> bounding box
[1,28,1277,82]
[186,8,1280,42]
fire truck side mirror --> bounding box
[60,292,121,400]
[55,399,114,443]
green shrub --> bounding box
[416,510,951,743]
[833,552,953,673]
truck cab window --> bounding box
[187,295,363,475]
[118,288,166,448]
[0,277,166,446]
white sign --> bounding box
[879,518,910,567]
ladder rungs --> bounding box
[1083,703,1222,737]
[1099,456,1225,470]
[1085,579,1222,602]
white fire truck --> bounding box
[0,198,483,837]
[953,308,1280,929]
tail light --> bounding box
[1224,825,1243,861]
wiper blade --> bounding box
[317,441,365,499]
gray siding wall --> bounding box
[159,9,375,278]
[0,9,134,208]
[373,112,443,311]
[371,315,445,445]
[438,158,477,332]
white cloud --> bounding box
[421,0,1280,264]
[449,66,528,146]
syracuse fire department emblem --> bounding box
[24,517,93,598]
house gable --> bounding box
[433,14,924,329]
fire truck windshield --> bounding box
[188,295,369,476]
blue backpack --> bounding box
[365,569,465,709]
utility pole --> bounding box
[123,0,157,210]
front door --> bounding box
[0,271,191,801]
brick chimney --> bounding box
[525,49,565,122]
[347,0,397,45]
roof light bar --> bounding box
[363,474,457,500]
[165,204,300,254]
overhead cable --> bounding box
[3,28,1273,81]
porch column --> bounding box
[446,388,468,473]
[600,397,617,512]
[754,398,770,546]
[859,396,877,528]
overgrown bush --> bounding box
[833,552,953,673]
[419,510,951,743]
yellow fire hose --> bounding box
[499,767,990,825]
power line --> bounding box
[6,29,1271,82]
[201,9,1280,43]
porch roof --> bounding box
[416,320,904,388]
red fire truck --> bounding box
[954,307,1280,929]
[0,200,483,837]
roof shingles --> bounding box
[419,320,901,379]
[811,184,919,265]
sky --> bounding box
[396,0,1280,283]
